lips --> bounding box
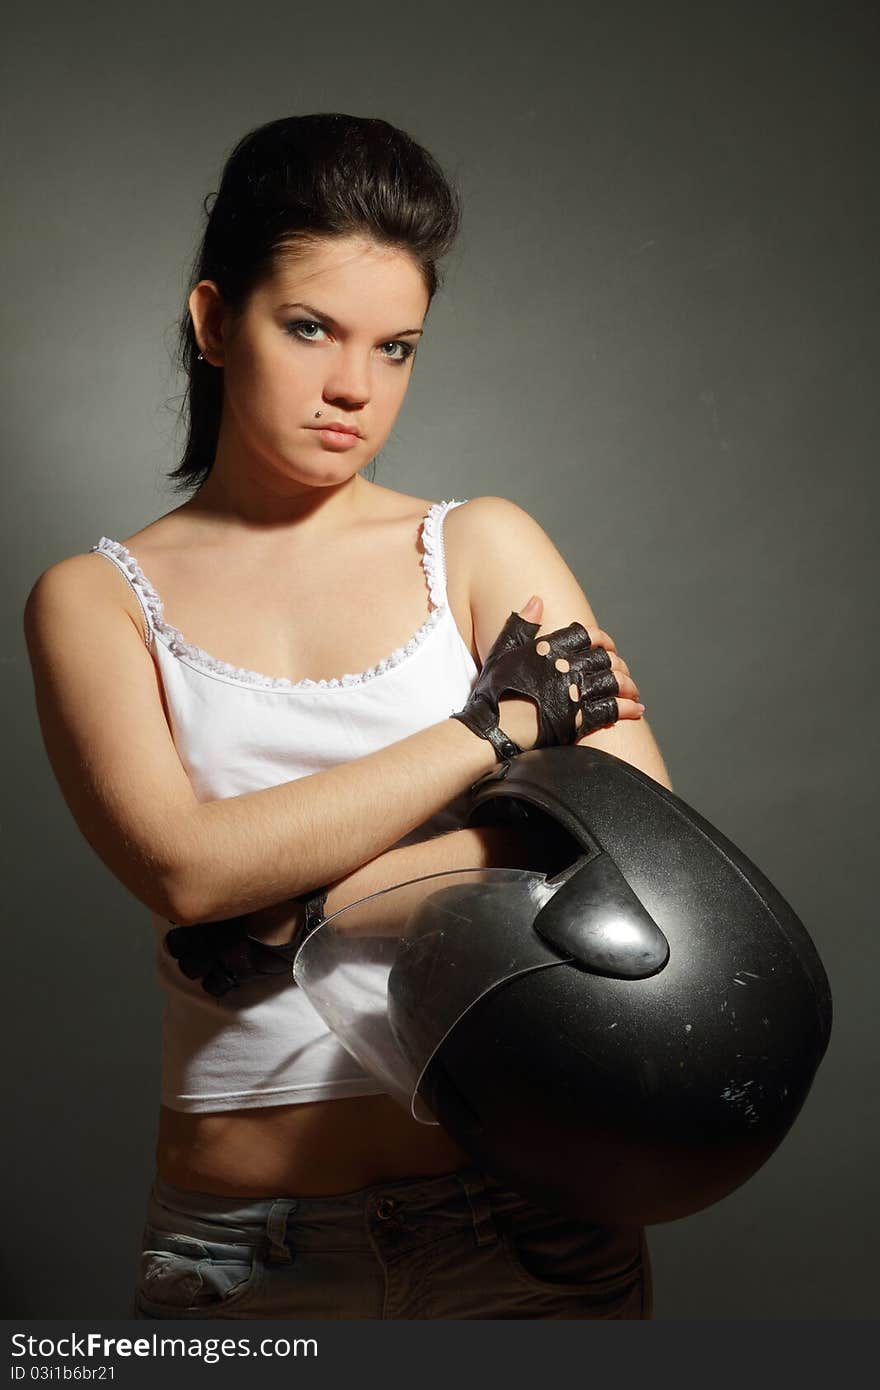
[309,423,362,437]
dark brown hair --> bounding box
[166,113,463,496]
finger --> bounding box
[221,938,258,977]
[608,651,631,679]
[596,696,644,722]
[569,644,615,686]
[572,693,621,733]
[580,668,621,705]
[201,962,241,997]
[537,637,640,702]
[621,698,646,720]
[533,622,619,655]
[572,696,644,734]
[537,622,592,660]
[490,609,543,660]
[583,626,618,653]
[567,668,615,734]
[164,924,210,959]
[176,953,216,980]
[606,668,640,701]
[248,940,300,973]
[610,654,641,700]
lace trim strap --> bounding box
[86,499,468,692]
[89,539,158,650]
[421,497,466,609]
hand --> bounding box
[498,598,644,750]
[164,899,308,998]
[452,596,644,759]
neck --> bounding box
[181,464,372,544]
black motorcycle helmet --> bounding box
[295,746,832,1227]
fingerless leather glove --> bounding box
[451,610,620,763]
[164,887,329,998]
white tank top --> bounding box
[89,498,480,1112]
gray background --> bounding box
[4,0,877,1319]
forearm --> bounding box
[169,717,499,925]
[328,823,537,912]
[232,823,539,947]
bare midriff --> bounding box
[156,1094,473,1197]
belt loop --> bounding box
[455,1171,498,1248]
[264,1198,298,1264]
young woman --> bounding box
[24,113,672,1320]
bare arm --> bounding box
[25,514,646,937]
[236,822,541,947]
[178,716,502,924]
[451,496,674,791]
[24,552,544,930]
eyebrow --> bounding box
[277,301,424,338]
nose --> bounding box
[321,345,372,409]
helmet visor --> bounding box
[292,866,566,1123]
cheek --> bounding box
[231,349,309,420]
[376,365,412,405]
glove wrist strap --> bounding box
[297,886,329,943]
[241,887,329,962]
[450,707,522,766]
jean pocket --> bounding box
[498,1202,644,1299]
[136,1222,262,1317]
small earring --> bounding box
[197,352,205,361]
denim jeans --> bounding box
[132,1166,652,1320]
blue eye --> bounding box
[380,340,416,364]
[290,320,322,339]
[283,319,415,365]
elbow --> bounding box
[164,853,241,927]
[158,811,216,925]
[160,848,209,927]
[120,834,205,926]
[127,867,199,927]
[163,871,206,929]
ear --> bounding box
[188,280,226,364]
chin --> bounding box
[280,458,363,487]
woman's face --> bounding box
[191,234,429,493]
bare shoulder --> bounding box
[444,494,542,542]
[440,493,517,556]
[24,548,147,645]
[445,493,604,657]
[25,550,117,608]
[443,494,552,554]
[442,493,570,609]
